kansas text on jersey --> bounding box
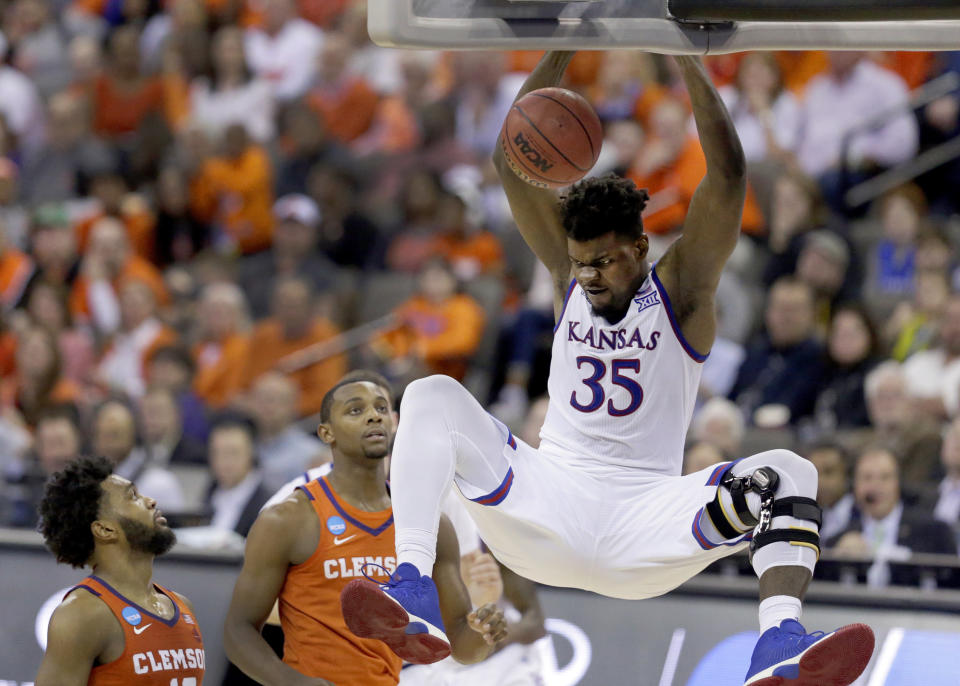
[540,267,705,474]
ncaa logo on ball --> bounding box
[327,516,347,536]
[121,606,142,626]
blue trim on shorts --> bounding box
[470,467,514,507]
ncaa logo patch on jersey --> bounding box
[326,516,347,536]
[634,289,661,313]
[121,606,142,626]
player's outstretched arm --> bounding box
[223,500,334,686]
[36,593,115,686]
[493,51,576,316]
[657,56,747,354]
[495,561,547,648]
[434,515,508,664]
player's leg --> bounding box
[341,375,517,663]
[696,450,874,686]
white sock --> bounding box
[758,595,802,633]
[396,529,438,577]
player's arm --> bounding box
[492,51,576,317]
[495,561,547,648]
[223,499,333,686]
[36,593,116,686]
[656,55,747,355]
[434,515,508,664]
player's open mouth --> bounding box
[364,430,387,440]
[586,287,607,296]
[154,510,167,525]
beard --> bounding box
[589,294,634,325]
[118,516,177,556]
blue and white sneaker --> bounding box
[744,620,874,686]
[340,562,451,664]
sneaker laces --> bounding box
[360,562,395,589]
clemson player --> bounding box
[36,456,204,686]
[224,371,507,685]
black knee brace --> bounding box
[705,464,822,557]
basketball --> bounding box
[500,87,603,190]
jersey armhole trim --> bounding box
[650,266,709,363]
[553,279,578,333]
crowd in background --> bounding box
[1,0,960,587]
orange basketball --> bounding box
[500,87,604,190]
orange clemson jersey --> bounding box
[278,476,402,685]
[67,575,205,685]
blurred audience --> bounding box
[92,397,185,510]
[806,441,854,542]
[826,446,955,586]
[809,304,880,432]
[192,282,249,409]
[690,398,745,458]
[729,277,823,426]
[1,403,81,527]
[796,52,918,211]
[902,294,960,420]
[935,417,960,548]
[140,385,205,467]
[206,412,271,537]
[249,372,328,491]
[375,258,485,382]
[844,361,942,487]
[242,275,345,417]
[146,345,209,443]
[237,193,337,319]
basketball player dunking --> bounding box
[341,53,876,686]
[36,457,204,686]
[224,371,507,686]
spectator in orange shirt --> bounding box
[91,26,166,140]
[74,169,156,261]
[377,258,485,382]
[242,275,346,417]
[627,97,765,242]
[0,225,34,310]
[307,32,379,143]
[429,190,504,281]
[69,216,168,330]
[192,282,250,409]
[0,324,80,427]
[96,279,178,398]
[190,123,275,254]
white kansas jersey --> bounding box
[539,267,705,474]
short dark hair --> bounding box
[148,345,195,375]
[38,456,113,568]
[559,174,649,242]
[209,411,258,443]
[802,440,848,464]
[36,403,82,436]
[320,370,393,423]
